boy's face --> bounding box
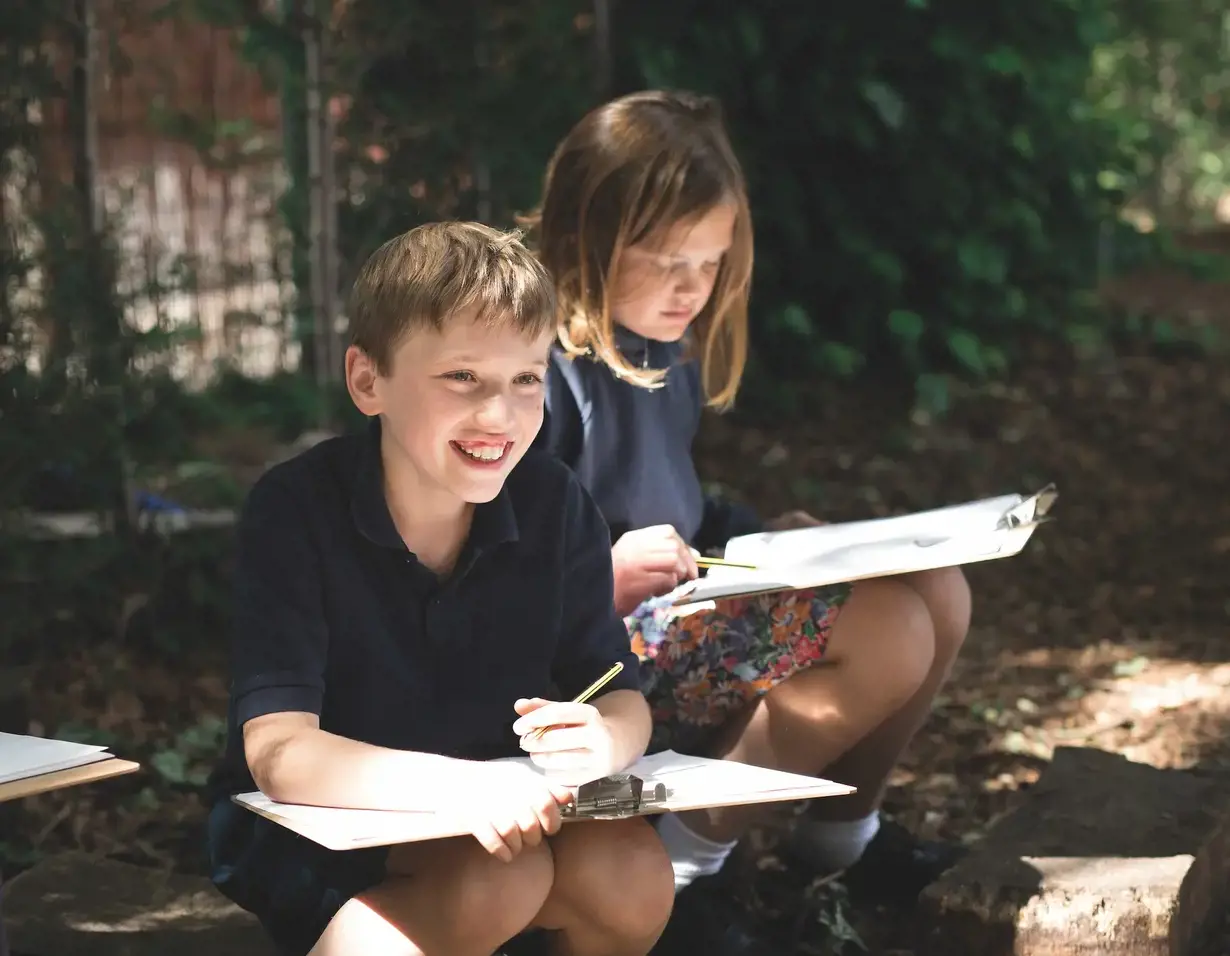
[347,307,553,507]
[611,201,737,343]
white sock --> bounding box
[654,811,737,891]
[797,811,881,872]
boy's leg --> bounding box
[532,818,674,956]
[308,836,554,956]
[0,871,7,956]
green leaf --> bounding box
[818,342,865,378]
[54,722,118,747]
[913,373,950,418]
[778,303,813,338]
[957,240,1008,284]
[946,329,987,376]
[736,12,764,57]
[151,749,189,784]
[861,81,906,130]
[985,47,1025,75]
[888,309,924,345]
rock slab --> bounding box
[3,852,273,956]
[918,746,1230,955]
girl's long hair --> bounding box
[521,89,752,410]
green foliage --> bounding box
[616,0,1128,409]
[330,0,600,272]
[1088,0,1230,227]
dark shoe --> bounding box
[497,929,549,956]
[650,875,775,956]
[791,817,966,904]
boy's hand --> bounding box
[513,697,619,785]
[456,761,574,863]
[765,509,825,531]
[611,524,699,614]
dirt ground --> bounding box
[7,262,1230,953]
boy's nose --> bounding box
[474,393,514,429]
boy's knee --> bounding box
[452,840,555,943]
[552,819,674,940]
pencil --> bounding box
[530,661,625,741]
[695,556,759,570]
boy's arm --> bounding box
[591,689,652,772]
[242,712,478,811]
[552,475,649,768]
[232,474,477,812]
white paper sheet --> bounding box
[674,489,1054,604]
[0,732,112,786]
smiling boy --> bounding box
[206,222,673,956]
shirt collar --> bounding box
[351,416,520,557]
[613,324,685,370]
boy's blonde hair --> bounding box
[348,221,557,372]
[523,90,752,410]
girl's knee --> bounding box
[899,565,972,659]
[834,578,936,701]
[549,818,674,939]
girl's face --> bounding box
[610,202,737,343]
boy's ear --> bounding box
[345,345,382,416]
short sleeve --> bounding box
[229,472,329,727]
[552,475,641,700]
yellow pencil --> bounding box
[530,661,625,741]
[695,556,759,570]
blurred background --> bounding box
[1,0,1228,952]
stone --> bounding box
[3,852,273,956]
[918,747,1230,956]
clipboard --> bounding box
[232,749,855,852]
[673,485,1058,606]
[0,757,140,804]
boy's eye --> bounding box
[514,372,544,386]
[443,371,477,383]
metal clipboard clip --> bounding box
[997,483,1058,531]
[562,773,670,819]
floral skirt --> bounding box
[627,584,852,755]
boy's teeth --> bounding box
[459,444,504,461]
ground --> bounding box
[5,264,1230,954]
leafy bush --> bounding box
[614,0,1130,410]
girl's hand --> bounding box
[513,698,618,785]
[765,509,825,531]
[611,525,698,615]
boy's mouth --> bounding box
[451,440,512,467]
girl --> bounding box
[526,90,972,955]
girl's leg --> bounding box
[307,836,554,956]
[673,577,936,845]
[532,818,674,956]
[810,565,972,821]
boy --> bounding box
[206,222,674,956]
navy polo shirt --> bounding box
[536,327,762,554]
[212,418,640,800]
[205,419,638,946]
